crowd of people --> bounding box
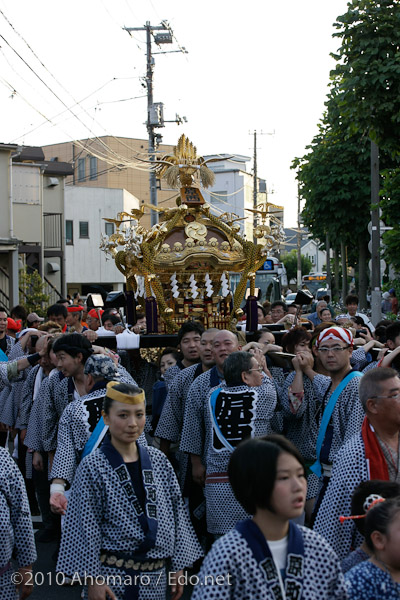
[1,293,400,599]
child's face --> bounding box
[269,452,307,521]
[160,353,177,375]
[379,511,400,568]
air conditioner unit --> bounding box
[47,261,60,273]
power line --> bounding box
[11,78,143,142]
[0,9,150,166]
[124,20,188,226]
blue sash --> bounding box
[0,348,8,362]
[79,386,108,459]
[236,519,304,600]
[100,437,159,600]
[310,370,363,477]
[100,437,158,554]
[81,416,108,459]
[209,388,233,452]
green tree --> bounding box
[280,250,312,283]
[331,0,400,158]
[330,0,400,274]
[19,267,49,317]
[292,89,371,306]
[381,168,400,272]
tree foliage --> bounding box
[330,0,400,272]
[293,0,400,279]
[331,0,400,158]
[19,268,49,317]
[292,90,371,261]
[280,250,312,283]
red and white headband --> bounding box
[315,326,353,348]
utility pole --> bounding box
[326,233,332,296]
[297,185,302,289]
[370,140,382,324]
[250,130,274,243]
[124,22,186,226]
[253,131,258,243]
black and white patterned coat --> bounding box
[313,432,371,560]
[311,373,364,467]
[180,368,222,460]
[280,371,320,499]
[191,525,346,600]
[200,379,277,535]
[24,369,57,452]
[0,447,37,599]
[50,386,146,485]
[56,446,203,600]
[155,363,201,445]
[19,365,42,429]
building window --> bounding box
[79,221,89,238]
[66,220,73,245]
[211,190,228,211]
[89,156,97,180]
[78,158,85,182]
[105,222,114,236]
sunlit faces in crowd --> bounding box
[270,303,287,323]
[316,338,353,374]
[241,356,264,387]
[198,329,219,367]
[212,330,240,369]
[366,374,400,431]
[159,347,180,376]
[102,383,147,449]
[282,327,312,356]
[103,400,146,447]
[55,351,84,379]
[320,308,334,323]
[179,331,202,363]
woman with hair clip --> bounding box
[345,497,400,599]
[340,480,400,574]
[191,434,346,600]
[56,380,202,600]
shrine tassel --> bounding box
[245,295,258,332]
[125,291,136,328]
[145,297,158,334]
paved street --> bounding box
[26,520,193,599]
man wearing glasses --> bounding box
[293,326,365,518]
[313,367,400,560]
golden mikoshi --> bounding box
[100,135,276,333]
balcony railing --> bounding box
[43,213,63,249]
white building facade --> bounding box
[201,155,265,241]
[64,186,139,297]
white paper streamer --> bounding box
[189,274,199,299]
[204,273,214,297]
[170,272,179,299]
[135,276,145,299]
[220,272,230,297]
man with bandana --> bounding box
[292,326,364,520]
[65,305,88,334]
